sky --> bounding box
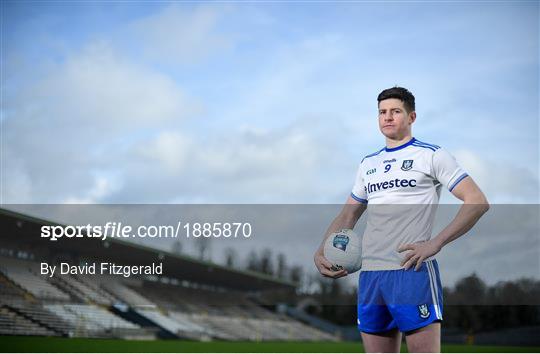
[1,2,539,286]
[2,1,538,205]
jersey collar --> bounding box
[385,137,416,152]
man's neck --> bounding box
[386,135,413,149]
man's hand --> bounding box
[314,251,348,278]
[314,196,365,279]
[398,239,442,271]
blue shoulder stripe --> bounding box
[412,141,440,150]
[350,193,368,204]
[414,139,440,149]
[361,147,384,163]
[412,142,437,151]
[449,173,469,192]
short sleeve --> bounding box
[432,148,469,192]
[351,164,368,204]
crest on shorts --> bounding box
[418,304,430,319]
[401,160,414,171]
[333,235,349,251]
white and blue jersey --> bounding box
[351,137,468,333]
[351,137,468,271]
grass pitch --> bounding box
[1,336,539,353]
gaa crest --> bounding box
[418,304,430,319]
[333,235,349,251]
[401,160,414,171]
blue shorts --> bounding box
[357,260,443,333]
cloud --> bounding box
[2,40,200,203]
[64,175,119,204]
[102,116,356,203]
[136,131,192,175]
[2,3,537,206]
[2,17,360,204]
[127,4,234,65]
[452,149,539,203]
[2,149,33,203]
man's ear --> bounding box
[409,111,416,124]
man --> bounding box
[314,87,489,352]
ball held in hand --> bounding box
[323,229,362,274]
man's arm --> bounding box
[314,196,367,278]
[399,176,489,270]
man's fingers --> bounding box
[322,271,346,278]
[319,267,334,277]
[398,244,414,253]
[400,251,416,266]
[333,269,348,278]
[403,254,420,270]
[316,254,334,269]
[316,254,348,278]
[321,259,334,269]
[315,252,347,278]
[318,264,334,276]
[414,256,426,271]
[320,268,347,278]
[320,269,333,277]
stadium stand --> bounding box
[0,272,28,300]
[101,281,157,308]
[0,207,339,342]
[0,305,56,337]
[136,308,199,337]
[0,257,70,301]
[167,311,208,336]
[50,274,116,305]
[4,302,73,336]
[44,304,142,338]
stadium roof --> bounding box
[0,207,296,292]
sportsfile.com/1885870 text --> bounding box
[40,222,253,241]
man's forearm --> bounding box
[432,202,489,249]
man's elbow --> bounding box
[479,199,490,215]
[464,192,489,215]
[479,191,490,214]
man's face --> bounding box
[378,98,415,140]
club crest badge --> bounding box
[401,160,414,171]
[418,304,430,319]
[333,234,349,251]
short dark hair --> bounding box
[377,86,415,113]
